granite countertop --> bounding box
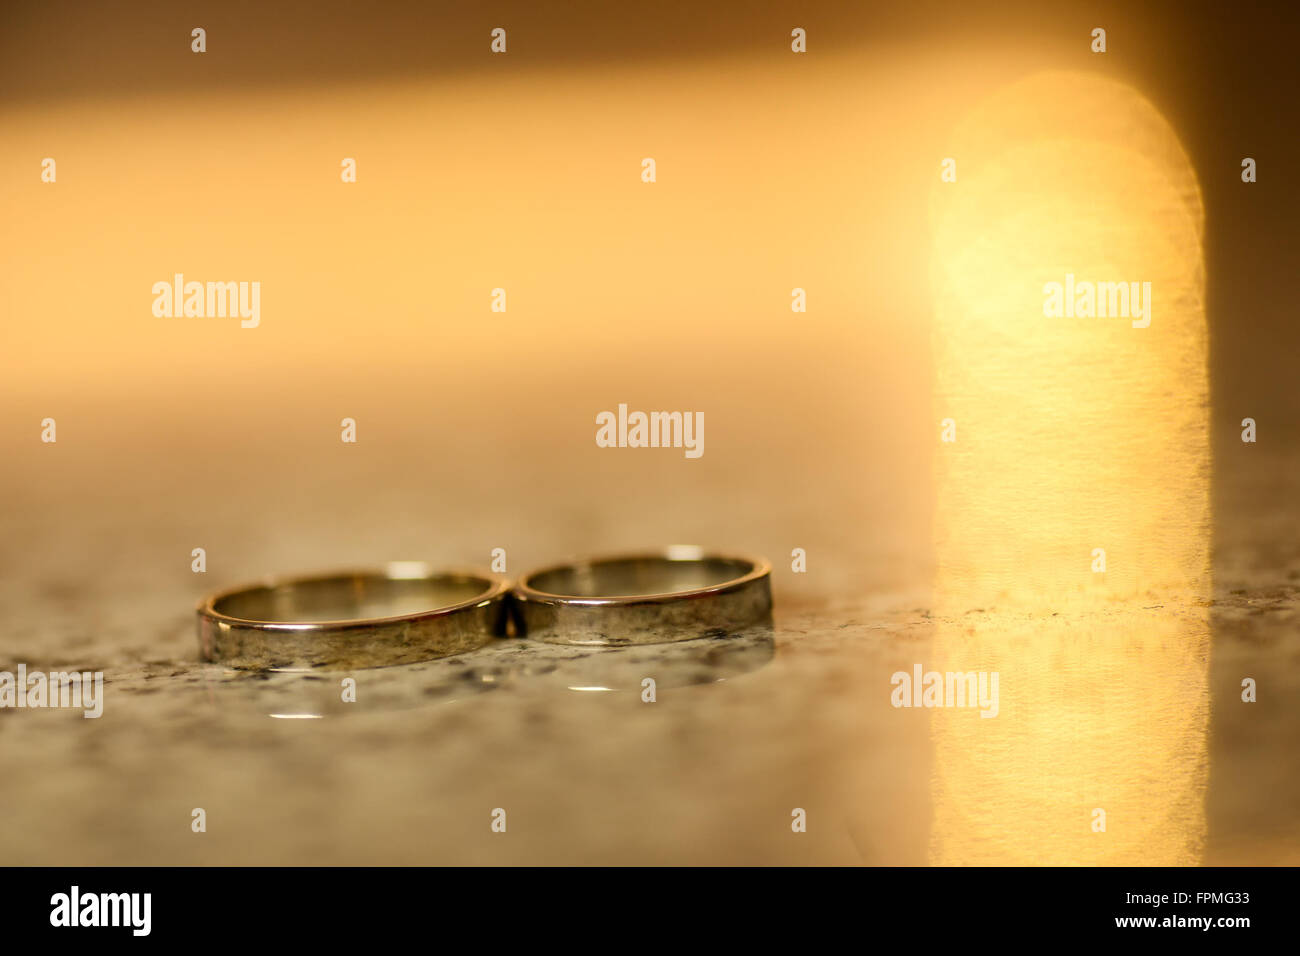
[1,439,1295,865]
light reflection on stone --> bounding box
[929,72,1209,864]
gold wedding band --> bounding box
[197,563,509,669]
[511,547,773,646]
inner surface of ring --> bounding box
[528,557,754,598]
[213,575,490,623]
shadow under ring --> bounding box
[197,564,510,670]
[511,547,773,646]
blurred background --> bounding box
[0,0,1296,865]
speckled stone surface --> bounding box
[0,433,1295,865]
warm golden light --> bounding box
[928,72,1210,864]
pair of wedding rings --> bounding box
[197,548,772,670]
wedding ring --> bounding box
[197,563,509,669]
[511,547,772,646]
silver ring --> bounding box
[511,547,772,646]
[197,563,509,669]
